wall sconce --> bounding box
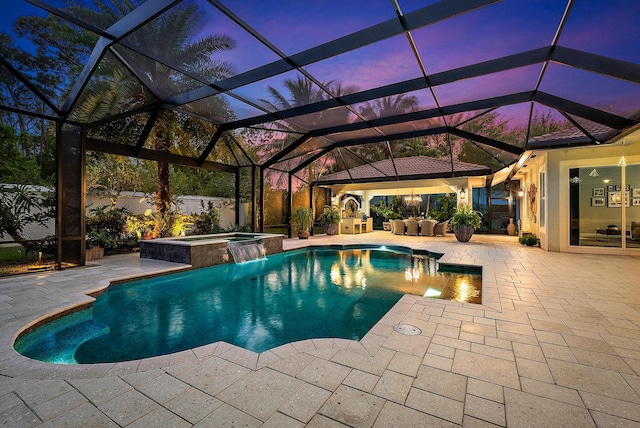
[459,189,466,199]
[518,187,524,197]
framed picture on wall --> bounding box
[633,188,640,198]
[633,199,640,206]
[591,198,605,207]
[607,185,615,192]
[608,191,622,207]
[592,187,605,197]
[608,191,631,207]
[615,185,622,191]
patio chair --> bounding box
[434,220,449,236]
[419,219,434,236]
[392,219,405,235]
[406,219,419,236]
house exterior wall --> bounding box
[544,141,640,253]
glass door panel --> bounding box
[626,163,640,249]
[570,166,622,248]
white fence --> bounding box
[1,186,247,244]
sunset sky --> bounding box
[2,0,640,131]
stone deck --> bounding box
[1,232,639,427]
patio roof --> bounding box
[528,109,640,149]
[1,0,640,182]
[316,155,491,185]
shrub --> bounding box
[86,205,130,249]
[192,200,223,235]
[519,234,538,246]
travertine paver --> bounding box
[1,233,640,427]
[320,385,385,427]
[504,389,595,427]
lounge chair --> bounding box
[434,220,449,236]
[406,219,419,236]
[419,219,435,236]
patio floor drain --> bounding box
[393,324,422,335]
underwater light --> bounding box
[424,288,442,297]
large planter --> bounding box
[325,223,339,235]
[85,246,104,261]
[454,224,475,242]
[297,230,310,239]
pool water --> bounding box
[14,247,481,364]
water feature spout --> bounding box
[227,239,266,263]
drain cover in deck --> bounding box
[393,324,422,335]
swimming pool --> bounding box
[14,246,481,364]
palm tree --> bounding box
[358,93,419,119]
[67,0,236,235]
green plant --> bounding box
[371,197,403,220]
[86,229,117,250]
[428,194,457,222]
[450,204,483,229]
[0,184,55,250]
[226,224,252,233]
[318,205,341,225]
[192,200,223,235]
[86,205,130,249]
[519,234,538,246]
[125,214,154,240]
[291,207,313,231]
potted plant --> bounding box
[86,229,117,260]
[291,207,313,239]
[318,205,341,235]
[450,204,482,242]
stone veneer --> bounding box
[139,233,283,268]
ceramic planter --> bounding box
[454,224,474,242]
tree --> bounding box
[0,124,43,184]
[63,0,236,235]
[354,94,421,161]
[0,34,57,182]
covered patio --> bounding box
[2,0,640,426]
[2,0,640,263]
[1,233,639,426]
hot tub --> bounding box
[139,232,284,267]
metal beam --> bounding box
[85,103,161,129]
[86,138,236,173]
[331,127,449,148]
[134,108,160,155]
[0,57,61,115]
[533,92,635,130]
[262,134,311,169]
[448,129,524,155]
[298,92,534,139]
[59,0,181,117]
[558,111,599,144]
[316,169,490,186]
[198,126,227,166]
[551,46,640,84]
[168,0,498,105]
[27,0,117,40]
[290,147,333,175]
[0,104,66,123]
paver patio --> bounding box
[1,232,639,427]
